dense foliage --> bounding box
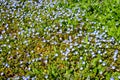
[0,0,120,79]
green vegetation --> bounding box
[0,0,120,79]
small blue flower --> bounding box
[110,77,114,80]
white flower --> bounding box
[78,44,82,48]
[105,45,109,48]
[2,30,5,34]
[74,51,78,55]
[114,50,118,55]
[74,42,78,46]
[22,76,27,80]
[102,62,106,66]
[44,60,48,64]
[118,76,120,79]
[0,49,2,52]
[77,33,82,36]
[70,45,73,49]
[5,63,9,67]
[111,66,116,69]
[45,74,48,79]
[92,54,96,58]
[72,48,75,51]
[28,67,31,70]
[80,57,83,60]
[65,57,68,60]
[82,61,85,64]
[69,36,72,42]
[8,45,11,48]
[1,72,4,76]
[55,53,58,57]
[113,57,117,61]
[80,67,83,70]
[99,59,102,63]
[98,50,101,54]
[20,61,23,64]
[99,71,103,75]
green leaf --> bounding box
[85,34,88,43]
[32,68,40,74]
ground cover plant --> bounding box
[0,0,120,79]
